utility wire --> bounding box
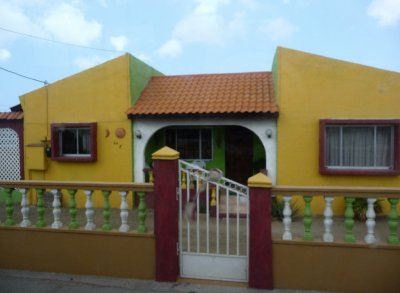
[0,26,124,53]
[0,66,48,85]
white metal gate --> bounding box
[0,128,21,180]
[178,160,249,282]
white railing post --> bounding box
[119,191,129,232]
[51,189,63,229]
[84,190,95,231]
[364,197,377,244]
[19,188,31,228]
[323,196,334,242]
[282,196,292,240]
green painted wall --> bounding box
[205,126,225,173]
[129,55,163,105]
[252,135,266,174]
[145,130,165,167]
[271,48,280,103]
[143,126,266,178]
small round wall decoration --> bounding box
[115,128,126,138]
[105,129,110,137]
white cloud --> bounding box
[74,55,105,70]
[0,1,103,47]
[157,39,183,58]
[110,35,128,51]
[157,0,244,58]
[173,13,226,45]
[0,49,11,61]
[367,0,400,26]
[0,1,44,44]
[194,0,230,14]
[42,3,102,46]
[259,17,298,41]
[137,53,152,63]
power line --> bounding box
[0,66,48,85]
[0,26,124,53]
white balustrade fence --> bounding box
[272,186,400,245]
[0,180,153,234]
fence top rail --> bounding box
[0,180,154,192]
[272,185,400,198]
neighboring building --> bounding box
[0,107,24,180]
[0,106,24,203]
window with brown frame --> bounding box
[320,119,400,175]
[51,123,97,162]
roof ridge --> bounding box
[150,71,272,79]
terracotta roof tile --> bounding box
[0,112,23,120]
[127,72,278,116]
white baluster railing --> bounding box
[51,189,63,229]
[282,196,292,240]
[364,197,377,244]
[19,188,31,228]
[84,190,95,231]
[119,191,129,232]
[323,196,334,242]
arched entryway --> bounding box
[134,117,275,184]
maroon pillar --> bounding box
[152,147,180,282]
[248,173,273,289]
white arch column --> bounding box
[132,117,277,184]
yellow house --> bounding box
[273,47,400,213]
[18,47,399,213]
[20,54,161,206]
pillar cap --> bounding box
[248,172,272,188]
[152,146,180,160]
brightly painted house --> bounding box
[273,47,400,213]
[17,47,400,212]
[20,53,161,206]
[0,108,24,203]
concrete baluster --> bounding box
[51,189,63,229]
[36,188,46,228]
[387,198,399,244]
[303,195,313,241]
[282,196,292,240]
[19,188,31,227]
[119,191,129,232]
[344,197,355,243]
[102,190,111,231]
[84,190,95,231]
[68,189,79,229]
[323,196,334,242]
[364,198,377,244]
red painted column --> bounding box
[248,173,273,289]
[152,147,180,282]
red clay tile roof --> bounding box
[0,112,23,120]
[127,72,278,116]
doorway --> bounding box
[225,126,253,185]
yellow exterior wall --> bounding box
[20,54,133,207]
[275,47,400,214]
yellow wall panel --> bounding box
[275,47,400,214]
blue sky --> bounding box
[0,0,399,111]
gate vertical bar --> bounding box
[153,146,180,282]
[248,172,273,289]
